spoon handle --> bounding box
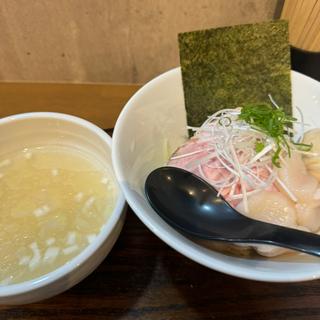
[247,220,320,257]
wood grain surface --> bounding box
[0,82,140,129]
[281,0,320,51]
[1,211,320,320]
[0,0,282,83]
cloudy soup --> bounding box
[0,145,117,285]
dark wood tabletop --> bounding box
[1,48,320,320]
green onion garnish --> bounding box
[239,103,312,167]
[255,141,265,153]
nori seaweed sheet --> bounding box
[178,20,291,127]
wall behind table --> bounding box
[0,0,282,84]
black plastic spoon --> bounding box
[145,166,320,257]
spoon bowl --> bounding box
[145,166,320,257]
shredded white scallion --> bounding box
[170,104,308,212]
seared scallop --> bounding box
[236,190,297,227]
[277,152,319,203]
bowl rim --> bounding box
[0,112,126,297]
[112,67,320,283]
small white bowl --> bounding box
[0,112,126,304]
[112,67,320,283]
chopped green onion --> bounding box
[292,141,313,151]
[255,141,265,153]
[239,103,311,167]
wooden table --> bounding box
[1,48,320,320]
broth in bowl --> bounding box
[0,112,125,304]
[0,144,117,286]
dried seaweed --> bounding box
[178,20,291,127]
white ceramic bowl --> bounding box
[112,67,320,282]
[0,112,126,304]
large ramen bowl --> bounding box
[0,113,126,304]
[112,67,320,282]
